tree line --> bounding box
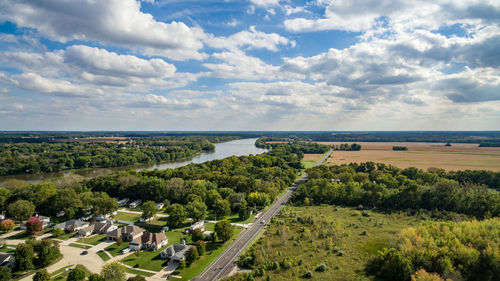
[293,163,500,218]
[0,136,239,175]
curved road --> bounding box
[194,149,332,281]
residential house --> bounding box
[156,202,165,211]
[78,222,117,237]
[129,231,168,251]
[56,211,65,218]
[54,219,89,232]
[38,215,51,228]
[118,198,130,207]
[107,225,145,242]
[160,242,190,261]
[0,253,14,267]
[129,199,142,209]
[189,221,205,232]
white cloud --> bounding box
[206,26,294,52]
[284,0,500,33]
[250,0,280,8]
[0,0,207,60]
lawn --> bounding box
[51,264,91,281]
[0,246,15,254]
[301,160,315,169]
[78,234,107,245]
[227,213,255,224]
[69,243,92,249]
[113,211,142,222]
[97,250,111,261]
[172,226,244,281]
[121,245,169,271]
[105,242,130,257]
[145,216,167,226]
[123,267,156,277]
[225,205,426,281]
[55,231,76,240]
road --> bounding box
[194,149,332,281]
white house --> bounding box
[129,199,142,209]
[189,221,205,232]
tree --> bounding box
[141,201,157,222]
[67,267,86,281]
[35,240,61,267]
[33,269,50,281]
[0,267,11,281]
[191,228,204,242]
[185,200,207,222]
[186,246,199,265]
[213,199,230,218]
[247,192,271,209]
[196,240,206,256]
[238,201,250,221]
[88,274,105,281]
[14,243,35,271]
[101,262,126,281]
[166,204,186,228]
[92,192,118,216]
[0,188,12,211]
[7,200,35,221]
[52,227,64,237]
[0,219,14,232]
[214,220,233,243]
[26,216,42,235]
[206,189,222,209]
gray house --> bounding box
[107,225,145,242]
[54,219,89,232]
[160,242,190,261]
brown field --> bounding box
[302,153,324,161]
[321,142,500,171]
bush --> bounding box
[315,263,327,272]
[0,219,14,232]
[67,267,86,281]
[179,260,186,269]
[304,271,313,278]
[52,228,64,237]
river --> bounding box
[0,138,267,184]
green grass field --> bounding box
[228,205,425,281]
[113,211,142,222]
[123,267,156,277]
[121,245,169,272]
[97,250,111,261]
[77,234,107,245]
[301,160,315,169]
[105,242,130,257]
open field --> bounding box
[228,205,426,281]
[319,142,500,171]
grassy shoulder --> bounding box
[226,205,426,281]
[173,227,244,281]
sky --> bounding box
[0,0,499,131]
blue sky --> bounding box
[0,0,499,130]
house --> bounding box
[56,211,65,218]
[139,216,154,223]
[129,231,168,251]
[160,242,190,261]
[189,221,205,232]
[129,199,142,209]
[78,222,117,237]
[54,219,89,232]
[37,215,51,228]
[0,253,14,267]
[156,203,165,211]
[107,225,145,242]
[118,198,130,207]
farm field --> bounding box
[302,153,326,169]
[227,205,426,281]
[319,142,500,171]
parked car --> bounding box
[81,250,88,255]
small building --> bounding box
[118,198,130,207]
[160,242,190,261]
[0,253,14,268]
[129,199,142,209]
[107,225,145,242]
[189,221,205,233]
[38,215,51,228]
[129,231,168,251]
[78,222,117,237]
[54,219,89,232]
[56,211,66,218]
[156,202,165,211]
[139,216,154,223]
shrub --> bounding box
[315,263,327,272]
[179,260,186,269]
[0,219,14,232]
[304,271,313,278]
[52,228,64,237]
[26,217,42,235]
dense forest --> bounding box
[293,163,500,218]
[0,135,239,175]
[0,142,325,226]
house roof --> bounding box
[141,231,167,245]
[109,225,144,237]
[163,244,190,260]
[0,253,12,264]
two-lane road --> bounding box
[194,149,332,281]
